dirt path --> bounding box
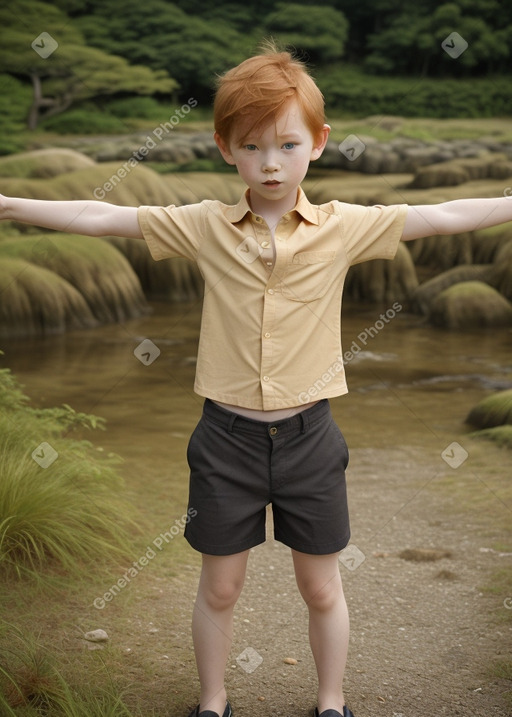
[119,445,511,716]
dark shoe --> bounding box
[314,707,354,717]
[188,701,232,717]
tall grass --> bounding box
[0,359,139,582]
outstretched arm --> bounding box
[401,196,512,241]
[0,195,143,239]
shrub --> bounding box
[40,111,127,135]
[319,66,512,118]
[104,96,166,120]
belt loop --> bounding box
[299,409,309,434]
[227,413,237,434]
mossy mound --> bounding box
[411,264,494,315]
[0,166,245,209]
[0,163,176,206]
[105,236,203,301]
[469,425,512,449]
[0,257,98,337]
[160,172,244,206]
[407,233,474,270]
[374,178,512,208]
[0,235,149,336]
[409,154,511,189]
[0,148,95,179]
[302,173,412,206]
[488,241,512,302]
[472,225,512,264]
[428,281,512,329]
[345,241,418,303]
[466,389,512,429]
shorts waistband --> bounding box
[202,398,330,436]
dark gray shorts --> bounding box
[184,398,350,556]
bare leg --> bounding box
[192,550,250,715]
[292,550,349,714]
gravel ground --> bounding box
[121,445,511,717]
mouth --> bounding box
[263,180,281,186]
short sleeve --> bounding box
[335,202,408,266]
[137,202,206,262]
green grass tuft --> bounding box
[0,623,145,716]
[0,361,139,582]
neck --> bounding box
[248,187,299,228]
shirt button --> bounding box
[263,375,270,382]
[269,426,278,436]
[264,332,271,338]
[261,241,270,248]
[267,288,274,295]
[255,216,263,223]
[266,261,273,267]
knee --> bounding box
[300,576,344,613]
[200,577,243,611]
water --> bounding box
[1,300,511,468]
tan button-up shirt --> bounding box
[138,188,407,410]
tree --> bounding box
[262,4,348,64]
[0,1,177,129]
[69,0,248,102]
[362,1,509,76]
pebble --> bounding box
[84,629,109,642]
[283,657,298,665]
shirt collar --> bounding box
[223,187,319,226]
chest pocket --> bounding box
[281,251,336,302]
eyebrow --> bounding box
[242,133,303,144]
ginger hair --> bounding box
[213,41,326,145]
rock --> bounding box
[403,146,443,172]
[315,140,344,169]
[428,281,512,329]
[283,657,298,665]
[84,629,109,642]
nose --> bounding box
[262,151,280,173]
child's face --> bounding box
[215,100,329,211]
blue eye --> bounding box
[283,142,295,150]
[245,144,257,151]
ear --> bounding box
[310,124,331,161]
[214,132,236,165]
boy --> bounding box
[2,44,512,717]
